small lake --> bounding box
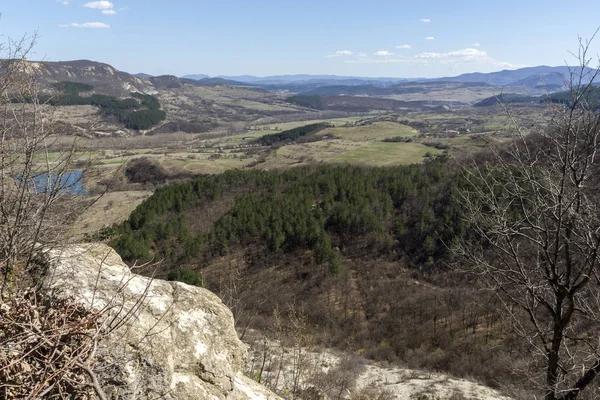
[31,170,88,195]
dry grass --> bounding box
[329,142,442,166]
[259,139,362,170]
[71,190,152,240]
[259,138,442,169]
[317,121,419,142]
[159,155,252,174]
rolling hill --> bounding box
[11,59,312,137]
[181,66,597,91]
[436,65,598,88]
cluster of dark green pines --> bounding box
[107,160,465,275]
[14,81,166,130]
[255,123,331,145]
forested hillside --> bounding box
[100,161,523,387]
[110,160,463,271]
[27,82,167,130]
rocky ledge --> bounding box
[38,243,280,400]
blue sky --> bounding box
[2,1,600,78]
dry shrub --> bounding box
[349,383,394,400]
[0,290,104,399]
[124,157,167,184]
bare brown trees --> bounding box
[456,37,600,400]
[0,290,108,399]
[0,33,85,295]
[0,32,113,399]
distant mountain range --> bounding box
[181,66,598,90]
[14,59,596,108]
[182,74,408,87]
[194,77,256,86]
[14,58,600,138]
[435,66,587,87]
[182,74,209,80]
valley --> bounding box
[4,52,600,400]
[33,62,546,399]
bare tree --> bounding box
[0,31,124,399]
[0,32,89,296]
[455,35,600,400]
[217,260,265,340]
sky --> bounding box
[1,1,600,78]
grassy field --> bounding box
[218,116,367,143]
[267,139,362,167]
[46,116,494,178]
[90,151,253,175]
[70,190,152,240]
[329,141,443,165]
[160,155,252,174]
[253,116,365,131]
[258,135,443,169]
[317,121,418,142]
[36,112,515,179]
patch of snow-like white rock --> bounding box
[245,332,511,400]
[355,364,511,400]
[39,243,281,400]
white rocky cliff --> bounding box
[38,243,280,400]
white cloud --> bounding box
[102,9,117,14]
[415,52,443,59]
[471,42,481,47]
[396,44,411,49]
[448,48,485,57]
[84,1,114,10]
[416,48,486,59]
[374,50,393,56]
[57,0,70,4]
[414,47,512,68]
[59,22,111,28]
[345,57,427,65]
[425,37,435,40]
[358,52,367,57]
[326,50,354,58]
[420,18,431,23]
[347,47,513,69]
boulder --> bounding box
[39,243,280,400]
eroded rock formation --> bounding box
[38,243,279,400]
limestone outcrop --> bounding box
[38,243,280,400]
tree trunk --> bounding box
[557,359,600,400]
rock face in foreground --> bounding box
[39,243,280,400]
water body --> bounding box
[31,170,88,195]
